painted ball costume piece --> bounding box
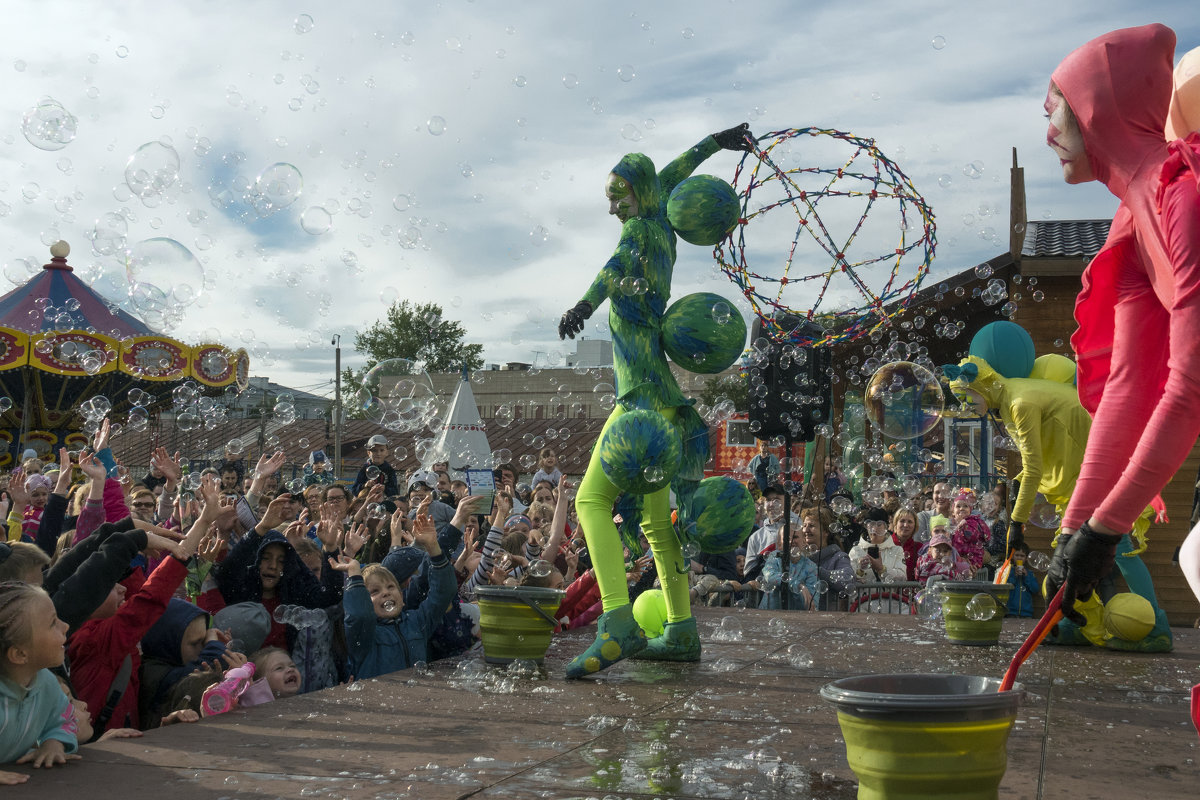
[558,125,754,678]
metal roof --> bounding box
[1020,219,1110,259]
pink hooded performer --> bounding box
[1044,24,1200,624]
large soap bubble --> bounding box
[125,141,181,199]
[252,162,303,215]
[354,358,439,432]
[125,238,205,316]
[22,98,78,151]
[864,361,945,440]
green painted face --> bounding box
[605,173,638,222]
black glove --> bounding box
[712,122,754,152]
[558,301,593,340]
[1045,523,1121,625]
[1006,520,1025,557]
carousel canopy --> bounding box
[0,242,248,464]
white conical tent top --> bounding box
[424,375,492,475]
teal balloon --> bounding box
[661,292,747,374]
[667,174,740,246]
[680,476,755,553]
[598,410,682,494]
[969,321,1034,379]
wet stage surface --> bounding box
[17,608,1200,799]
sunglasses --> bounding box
[132,502,156,509]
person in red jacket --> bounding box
[66,480,226,736]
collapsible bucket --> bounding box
[475,586,563,665]
[939,581,1011,646]
[821,673,1023,800]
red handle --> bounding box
[1000,586,1065,692]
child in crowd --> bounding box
[948,489,991,573]
[1001,542,1040,618]
[0,583,77,783]
[251,647,303,700]
[916,525,974,584]
[757,523,820,610]
[330,508,455,679]
[530,447,563,488]
[137,598,230,729]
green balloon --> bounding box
[667,174,740,246]
[632,589,668,637]
[661,292,747,374]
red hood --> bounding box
[1051,24,1175,199]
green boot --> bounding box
[565,604,646,679]
[635,617,701,662]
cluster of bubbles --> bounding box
[22,98,78,151]
[123,237,207,328]
[965,592,1001,621]
[273,604,327,629]
[354,358,440,433]
[169,380,230,433]
[78,395,113,435]
[125,387,156,433]
[206,153,304,224]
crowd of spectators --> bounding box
[0,423,1033,782]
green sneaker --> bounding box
[635,617,701,662]
[565,604,646,679]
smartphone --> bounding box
[867,545,880,559]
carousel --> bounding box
[0,241,249,465]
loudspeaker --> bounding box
[746,315,832,442]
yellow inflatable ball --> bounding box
[1029,353,1077,385]
[632,588,668,638]
[1103,593,1155,641]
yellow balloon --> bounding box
[1028,353,1077,385]
[1166,46,1200,141]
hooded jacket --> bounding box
[0,670,77,763]
[138,599,227,729]
[1056,25,1200,411]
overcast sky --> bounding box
[1,1,1196,398]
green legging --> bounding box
[576,406,691,623]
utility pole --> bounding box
[332,335,342,481]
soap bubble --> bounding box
[1025,550,1052,572]
[381,599,396,613]
[91,213,129,256]
[786,644,813,668]
[354,358,439,432]
[965,593,999,621]
[1027,495,1061,529]
[293,13,314,33]
[0,397,11,413]
[22,98,78,151]
[365,465,381,481]
[273,401,296,425]
[125,141,180,198]
[226,438,246,456]
[124,237,205,314]
[528,559,552,578]
[864,361,944,440]
[427,116,446,135]
[931,34,947,50]
[300,205,332,234]
[253,162,303,214]
[617,64,636,82]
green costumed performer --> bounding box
[558,123,754,679]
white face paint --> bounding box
[605,173,638,222]
[1045,85,1094,184]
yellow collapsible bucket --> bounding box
[940,581,1011,646]
[821,673,1023,800]
[475,586,563,665]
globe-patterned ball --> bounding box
[598,410,682,495]
[661,292,747,374]
[680,476,755,553]
[667,174,740,246]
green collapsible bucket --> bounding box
[939,581,1011,646]
[475,586,564,665]
[821,673,1023,800]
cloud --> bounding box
[0,0,1195,397]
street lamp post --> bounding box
[333,335,342,480]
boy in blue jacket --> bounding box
[329,503,455,679]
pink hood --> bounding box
[1057,25,1181,412]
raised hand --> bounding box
[7,468,28,510]
[327,553,362,577]
[53,447,74,494]
[558,301,593,340]
[92,417,111,451]
[340,523,367,560]
[254,449,287,479]
[77,451,108,482]
[151,447,183,483]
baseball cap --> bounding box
[367,434,389,448]
[407,469,437,491]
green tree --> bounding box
[698,371,748,411]
[344,301,484,399]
